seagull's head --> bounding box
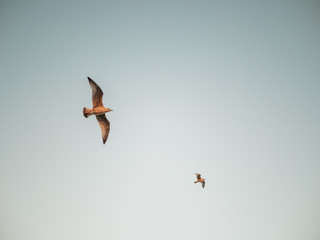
[105,108,113,112]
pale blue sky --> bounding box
[1,1,320,240]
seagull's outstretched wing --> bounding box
[96,114,110,144]
[88,77,104,107]
[202,181,205,188]
[195,173,201,180]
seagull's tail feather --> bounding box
[83,107,91,118]
[194,181,198,184]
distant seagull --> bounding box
[194,173,205,188]
[83,77,113,144]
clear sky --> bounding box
[1,0,319,239]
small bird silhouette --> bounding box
[194,173,205,188]
[83,77,113,144]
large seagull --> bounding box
[83,77,113,144]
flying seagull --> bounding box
[194,173,205,188]
[83,77,113,144]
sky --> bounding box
[0,0,320,239]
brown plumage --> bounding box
[194,173,205,188]
[83,77,112,144]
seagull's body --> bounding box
[194,173,205,188]
[83,77,112,144]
